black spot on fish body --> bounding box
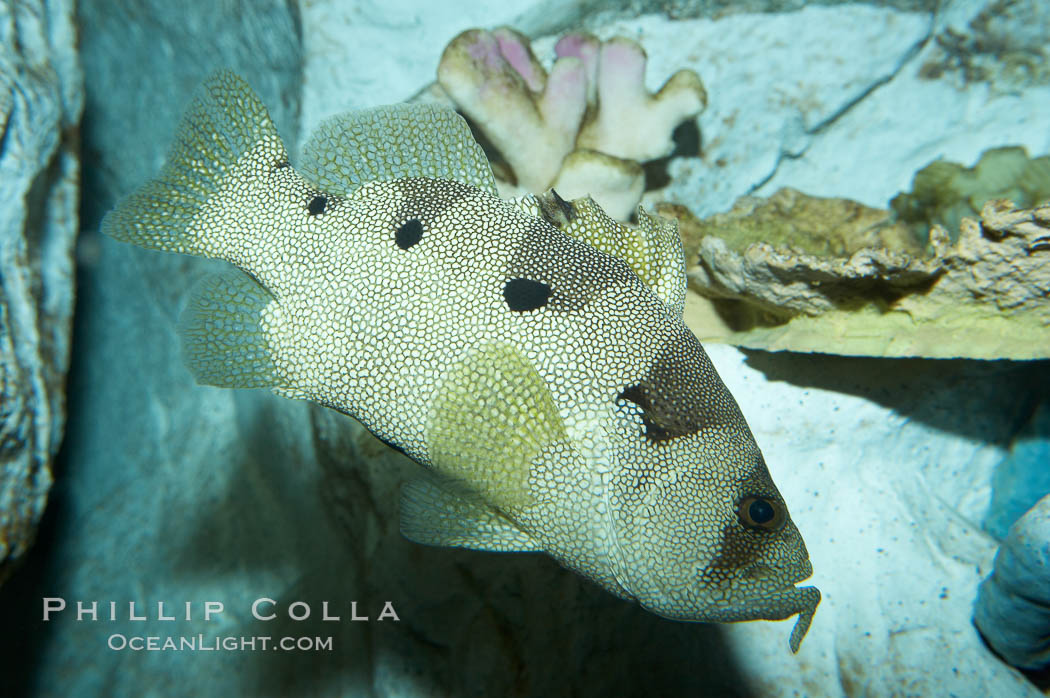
[308,195,327,215]
[395,219,424,249]
[506,219,630,312]
[503,278,551,312]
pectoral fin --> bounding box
[425,342,567,512]
[400,477,541,552]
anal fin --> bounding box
[400,477,541,552]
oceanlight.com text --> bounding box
[107,634,333,652]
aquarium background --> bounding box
[1,0,1049,695]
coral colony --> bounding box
[438,27,706,220]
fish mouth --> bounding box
[734,562,819,652]
[754,583,821,653]
[637,558,820,652]
[641,580,821,652]
[705,582,821,653]
[741,557,814,585]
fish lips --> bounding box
[639,568,821,653]
[718,560,821,653]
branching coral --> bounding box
[557,34,705,163]
[438,27,706,219]
[438,28,587,196]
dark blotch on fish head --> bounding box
[617,327,740,443]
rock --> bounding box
[891,146,1050,244]
[674,191,1050,359]
[299,0,542,138]
[919,0,1050,90]
[671,188,936,318]
[0,0,81,584]
[753,0,1050,208]
[975,494,1050,670]
[924,199,1050,314]
[510,0,940,39]
[624,4,935,216]
[985,400,1050,541]
[0,0,325,695]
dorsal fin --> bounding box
[516,192,687,315]
[300,103,498,196]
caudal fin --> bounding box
[101,70,287,257]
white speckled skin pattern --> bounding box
[102,71,819,651]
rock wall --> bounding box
[0,0,81,585]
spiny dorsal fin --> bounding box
[300,103,498,196]
[517,191,687,315]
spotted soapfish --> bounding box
[102,71,820,651]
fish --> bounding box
[102,70,820,652]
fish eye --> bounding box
[737,495,787,532]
